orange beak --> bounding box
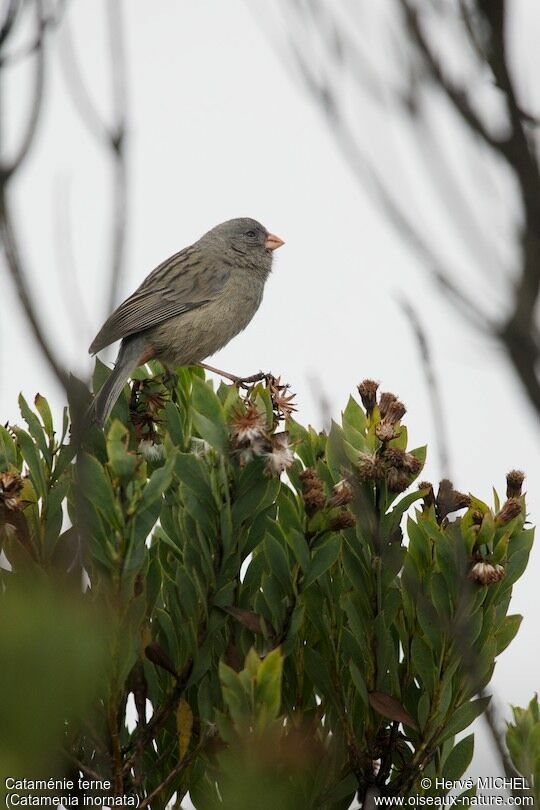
[265,232,285,251]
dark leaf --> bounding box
[368,690,418,730]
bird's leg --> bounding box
[162,364,177,386]
[196,362,268,389]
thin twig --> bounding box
[58,2,128,316]
[67,754,106,783]
[479,688,521,789]
[0,0,46,181]
[0,0,19,49]
[0,0,66,67]
[58,13,110,144]
[137,739,210,810]
[122,659,192,776]
[104,0,128,314]
[0,189,69,390]
[264,1,540,420]
[397,0,501,150]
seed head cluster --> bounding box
[230,377,297,476]
[0,470,24,511]
[299,468,355,529]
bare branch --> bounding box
[59,2,128,316]
[104,0,128,314]
[137,739,211,810]
[59,13,110,144]
[266,3,493,335]
[264,0,540,420]
[479,687,522,785]
[0,0,66,67]
[0,189,69,390]
[0,0,68,391]
[330,106,492,331]
[0,0,20,50]
[397,0,502,150]
[0,0,46,182]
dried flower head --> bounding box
[387,467,411,493]
[138,440,165,462]
[328,478,353,508]
[418,481,435,510]
[299,468,326,516]
[129,378,167,443]
[267,376,297,422]
[234,435,271,468]
[436,479,471,523]
[230,401,267,444]
[357,379,379,415]
[375,419,398,444]
[0,470,24,511]
[357,452,385,482]
[383,448,422,475]
[329,508,356,531]
[378,392,397,418]
[385,400,407,426]
[265,432,294,476]
[496,498,522,526]
[506,470,525,499]
[469,560,506,586]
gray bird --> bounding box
[89,217,284,426]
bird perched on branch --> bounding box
[89,217,284,426]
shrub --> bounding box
[0,364,534,808]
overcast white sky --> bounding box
[1,0,539,790]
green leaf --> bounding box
[369,691,418,731]
[406,517,432,572]
[304,647,334,701]
[443,734,474,781]
[349,661,369,707]
[284,528,310,572]
[438,697,491,743]
[326,421,350,481]
[92,358,112,395]
[164,401,186,449]
[382,490,427,538]
[264,535,291,589]
[106,420,138,480]
[191,377,228,453]
[141,455,175,509]
[411,635,435,696]
[342,395,367,434]
[34,394,54,439]
[303,536,341,589]
[495,614,522,655]
[78,453,119,528]
[0,426,18,469]
[14,428,47,499]
[18,394,49,462]
[255,647,283,723]
[232,471,280,529]
[431,571,453,620]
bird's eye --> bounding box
[245,230,257,238]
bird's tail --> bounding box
[90,338,144,427]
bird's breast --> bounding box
[148,273,265,367]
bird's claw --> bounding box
[234,371,269,391]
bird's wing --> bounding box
[89,246,230,354]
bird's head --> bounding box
[207,217,284,260]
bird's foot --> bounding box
[197,362,270,391]
[162,365,178,387]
